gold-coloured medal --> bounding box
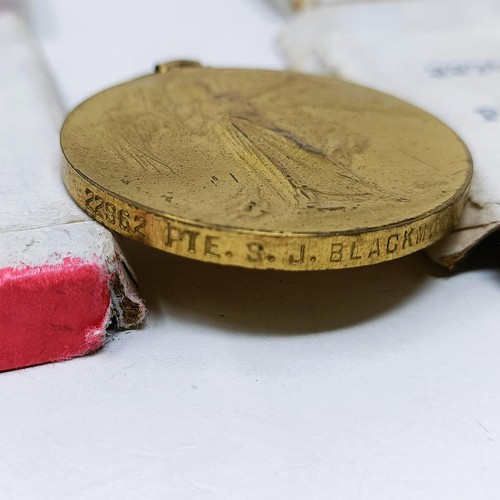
[61,62,472,270]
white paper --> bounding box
[277,0,500,266]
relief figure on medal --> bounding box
[113,115,177,175]
[112,73,393,221]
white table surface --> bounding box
[2,1,500,499]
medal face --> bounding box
[61,64,472,270]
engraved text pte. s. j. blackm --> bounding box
[75,165,464,270]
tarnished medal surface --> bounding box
[61,62,472,270]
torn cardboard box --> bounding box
[0,9,146,371]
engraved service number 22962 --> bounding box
[84,188,146,236]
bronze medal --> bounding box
[61,62,472,270]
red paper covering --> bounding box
[0,258,111,372]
